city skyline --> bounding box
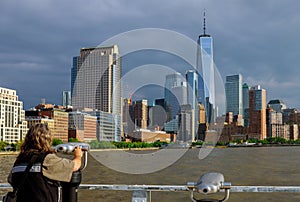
[1,1,300,110]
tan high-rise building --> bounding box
[71,45,121,113]
[0,87,28,143]
[249,85,267,140]
[71,45,122,141]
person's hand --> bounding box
[73,146,83,171]
[74,146,83,158]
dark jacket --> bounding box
[11,152,60,202]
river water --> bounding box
[1,146,300,202]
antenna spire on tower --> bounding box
[203,9,206,35]
[199,9,210,37]
[199,8,210,38]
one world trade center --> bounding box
[196,10,215,124]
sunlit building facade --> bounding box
[249,85,267,140]
[68,111,97,142]
[0,87,28,143]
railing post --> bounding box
[131,190,150,202]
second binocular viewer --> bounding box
[188,172,231,202]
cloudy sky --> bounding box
[1,0,300,110]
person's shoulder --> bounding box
[42,153,74,181]
[45,153,57,158]
[44,153,72,165]
[43,153,56,160]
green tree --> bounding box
[90,140,100,149]
[68,137,80,142]
[0,141,9,151]
[52,138,63,146]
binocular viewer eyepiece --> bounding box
[55,143,90,154]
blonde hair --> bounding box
[20,123,54,154]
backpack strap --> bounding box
[12,154,41,197]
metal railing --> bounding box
[2,182,300,202]
[2,182,300,192]
[2,144,300,202]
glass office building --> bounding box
[225,74,243,116]
[186,70,198,139]
[62,91,71,107]
[197,18,215,123]
[164,72,187,121]
[71,45,122,141]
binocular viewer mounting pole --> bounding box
[187,172,231,202]
[55,143,90,202]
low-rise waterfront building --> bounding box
[85,110,121,142]
[129,128,175,143]
[26,117,55,135]
[68,111,97,142]
[164,116,178,134]
[26,104,69,142]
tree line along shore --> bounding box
[1,137,300,153]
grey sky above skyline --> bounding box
[1,0,300,110]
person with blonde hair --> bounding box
[7,123,82,202]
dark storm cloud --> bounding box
[206,0,300,108]
[0,0,299,109]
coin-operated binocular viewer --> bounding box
[55,143,90,202]
[187,172,231,202]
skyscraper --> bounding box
[72,45,121,112]
[62,91,71,107]
[186,70,198,111]
[225,74,243,116]
[71,45,122,141]
[148,98,166,130]
[197,10,215,123]
[242,83,250,126]
[178,104,193,141]
[186,70,198,140]
[249,85,267,140]
[164,72,187,121]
